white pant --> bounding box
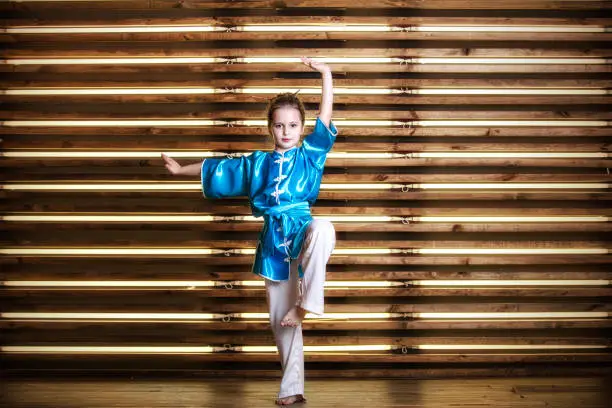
[264,219,336,399]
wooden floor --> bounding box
[1,376,611,408]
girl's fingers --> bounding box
[301,56,330,73]
[163,155,178,166]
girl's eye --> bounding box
[274,124,282,129]
[290,123,297,128]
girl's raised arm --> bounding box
[301,57,333,127]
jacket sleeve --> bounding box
[301,117,338,169]
[201,153,258,198]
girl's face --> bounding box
[270,106,304,153]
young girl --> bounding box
[162,57,337,406]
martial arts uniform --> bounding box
[201,117,338,399]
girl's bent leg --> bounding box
[297,219,336,316]
[265,269,305,400]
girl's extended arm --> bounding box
[301,57,333,127]
[162,153,202,176]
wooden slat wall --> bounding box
[0,0,611,377]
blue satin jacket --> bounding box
[201,117,338,281]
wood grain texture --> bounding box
[0,377,610,408]
[1,1,611,375]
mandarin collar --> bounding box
[271,146,298,157]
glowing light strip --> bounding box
[415,248,609,255]
[413,152,610,158]
[1,312,607,321]
[1,120,607,127]
[413,26,607,33]
[2,87,394,96]
[1,120,223,127]
[2,151,609,160]
[2,280,609,288]
[415,216,610,222]
[0,248,607,256]
[3,88,221,95]
[232,280,404,288]
[0,312,403,320]
[6,26,221,34]
[413,183,610,190]
[5,24,608,34]
[1,57,399,65]
[0,248,224,256]
[1,344,607,355]
[5,215,608,223]
[0,346,216,354]
[3,87,608,96]
[243,87,395,95]
[414,121,609,127]
[0,313,219,320]
[413,88,609,95]
[2,58,222,65]
[0,151,231,158]
[415,344,607,350]
[0,280,405,288]
[2,24,608,34]
[237,313,400,320]
[242,57,399,64]
[0,344,607,354]
[413,280,611,286]
[2,183,609,191]
[412,58,609,65]
[0,215,400,223]
[2,57,608,65]
[416,312,609,319]
[1,281,219,287]
[243,345,395,352]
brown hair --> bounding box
[266,92,306,131]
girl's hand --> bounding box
[161,153,183,175]
[301,56,331,74]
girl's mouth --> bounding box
[281,138,291,142]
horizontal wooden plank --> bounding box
[2,109,610,120]
[4,253,608,265]
[4,63,609,74]
[2,222,610,233]
[3,230,611,246]
[4,158,610,168]
[3,287,610,304]
[2,140,609,152]
[4,43,611,58]
[2,301,609,314]
[3,32,611,44]
[1,352,610,365]
[3,190,611,201]
[3,94,611,106]
[2,126,611,138]
[3,77,611,89]
[2,201,611,216]
[4,328,610,346]
[3,261,610,280]
[4,15,612,28]
[2,319,609,331]
[2,0,610,10]
[3,171,610,183]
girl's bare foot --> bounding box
[280,306,307,328]
[276,394,307,405]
